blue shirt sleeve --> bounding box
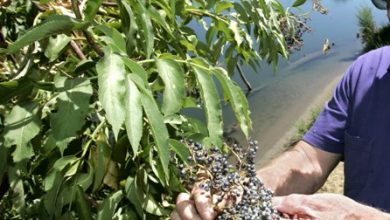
[302,63,355,154]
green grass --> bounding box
[284,106,321,148]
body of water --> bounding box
[223,0,389,164]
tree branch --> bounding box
[70,40,86,60]
[71,0,104,57]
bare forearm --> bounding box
[257,148,320,195]
[257,141,340,196]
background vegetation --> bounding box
[357,6,390,52]
[0,0,316,218]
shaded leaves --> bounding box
[50,76,93,154]
[3,102,41,162]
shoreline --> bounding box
[255,74,343,167]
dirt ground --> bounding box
[318,163,344,194]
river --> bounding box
[222,0,389,165]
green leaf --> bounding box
[43,171,64,217]
[192,65,223,147]
[135,1,154,58]
[3,102,41,161]
[156,57,185,115]
[216,1,233,14]
[143,194,169,216]
[124,75,143,156]
[213,67,251,138]
[125,176,143,217]
[292,0,307,7]
[233,2,249,23]
[83,0,103,21]
[130,74,170,183]
[75,161,94,190]
[0,15,86,54]
[122,57,148,84]
[169,139,190,165]
[97,191,124,220]
[229,20,243,46]
[44,155,78,191]
[44,34,71,62]
[147,6,175,40]
[13,142,34,163]
[90,134,111,192]
[97,49,126,139]
[51,77,92,154]
[8,165,25,213]
[75,185,93,220]
[95,25,126,54]
[117,0,138,56]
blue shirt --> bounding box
[303,46,390,211]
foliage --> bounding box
[0,0,310,218]
[357,6,390,52]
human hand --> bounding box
[273,193,383,220]
[170,186,218,220]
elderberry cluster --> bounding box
[279,15,311,52]
[178,140,280,220]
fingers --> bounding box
[170,210,181,220]
[176,193,202,220]
[273,195,315,220]
[192,186,218,220]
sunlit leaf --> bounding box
[96,49,126,139]
[134,1,154,58]
[124,75,143,156]
[0,15,86,54]
[129,74,170,183]
[213,67,251,138]
[192,64,223,147]
[216,1,233,14]
[95,25,126,54]
[44,34,71,62]
[122,57,148,84]
[156,57,185,115]
[117,0,138,56]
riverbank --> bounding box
[255,56,349,167]
[253,62,347,194]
